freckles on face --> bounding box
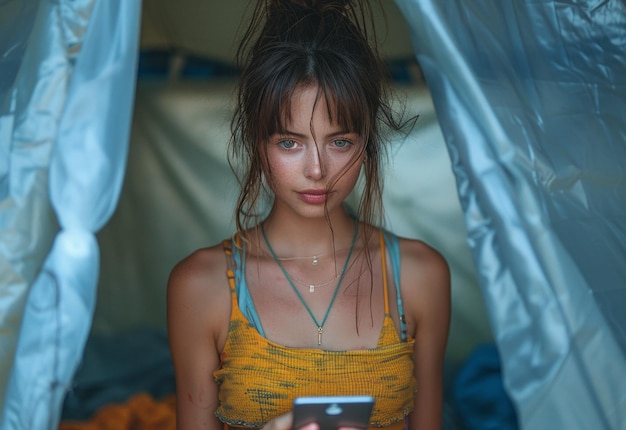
[264,86,365,193]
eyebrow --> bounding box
[278,129,355,139]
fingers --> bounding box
[262,412,322,430]
[263,412,293,430]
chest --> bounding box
[244,257,390,350]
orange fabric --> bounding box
[216,233,416,429]
[223,420,406,430]
[58,393,176,430]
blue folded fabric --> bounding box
[453,344,518,430]
[61,328,175,421]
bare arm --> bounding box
[167,246,230,430]
[401,239,451,430]
[167,245,365,430]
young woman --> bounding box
[167,1,450,429]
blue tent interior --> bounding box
[1,1,625,429]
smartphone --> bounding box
[292,395,375,429]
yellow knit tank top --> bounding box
[214,231,416,429]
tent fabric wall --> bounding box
[0,0,141,429]
[394,0,626,428]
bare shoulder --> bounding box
[398,238,450,286]
[167,240,232,348]
[168,241,230,301]
[396,237,451,329]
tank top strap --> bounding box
[381,230,408,342]
[377,229,406,346]
[223,236,266,336]
[222,240,236,294]
[378,230,391,315]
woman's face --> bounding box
[264,85,365,219]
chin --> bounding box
[299,203,347,219]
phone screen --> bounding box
[292,395,375,430]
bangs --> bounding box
[251,50,374,140]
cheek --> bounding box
[264,147,283,177]
[336,158,364,188]
[267,157,296,184]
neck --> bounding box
[261,207,357,257]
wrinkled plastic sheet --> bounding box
[0,0,141,428]
[395,0,626,428]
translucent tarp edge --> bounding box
[0,0,141,428]
[395,0,626,428]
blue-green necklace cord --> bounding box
[260,221,359,345]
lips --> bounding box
[298,189,328,204]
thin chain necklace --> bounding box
[261,222,358,345]
[290,272,341,293]
[276,253,324,266]
[273,248,349,266]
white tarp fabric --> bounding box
[394,0,626,428]
[0,0,141,428]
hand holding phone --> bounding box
[292,396,375,430]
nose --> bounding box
[304,145,325,180]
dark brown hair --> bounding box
[229,0,407,235]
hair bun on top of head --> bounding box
[265,0,371,25]
[271,0,352,13]
[265,0,375,41]
[237,0,375,66]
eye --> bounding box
[278,139,297,150]
[332,139,352,149]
